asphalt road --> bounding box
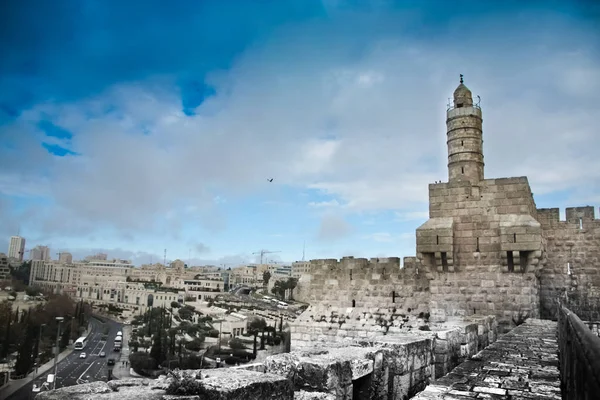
[7,316,123,400]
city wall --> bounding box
[295,204,600,333]
[537,206,600,320]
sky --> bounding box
[1,0,599,266]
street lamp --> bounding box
[53,317,64,390]
[35,324,46,375]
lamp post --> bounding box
[52,317,64,390]
[34,324,46,375]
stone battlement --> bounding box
[305,256,419,273]
[537,206,600,229]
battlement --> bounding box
[307,256,420,274]
[537,206,600,229]
[429,176,530,189]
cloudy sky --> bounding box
[1,0,599,266]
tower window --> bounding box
[507,251,514,272]
[461,140,464,146]
[457,103,463,108]
[513,233,517,243]
[461,167,464,174]
[441,252,448,272]
[352,299,356,308]
[436,235,439,245]
[579,217,583,229]
[476,237,480,252]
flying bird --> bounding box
[267,178,273,182]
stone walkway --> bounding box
[413,319,561,399]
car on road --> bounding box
[79,352,87,359]
[107,358,115,366]
[99,351,106,357]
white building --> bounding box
[58,252,73,264]
[30,245,51,261]
[8,236,26,262]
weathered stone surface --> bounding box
[293,390,335,399]
[200,369,294,399]
[412,319,561,399]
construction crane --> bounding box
[253,250,281,265]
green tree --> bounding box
[14,313,34,375]
[262,271,271,287]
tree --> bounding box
[262,271,271,287]
[247,318,267,356]
[14,313,34,376]
[286,278,298,300]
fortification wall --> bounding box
[419,177,542,271]
[427,270,539,333]
[294,256,429,310]
[537,206,600,320]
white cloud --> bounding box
[317,214,353,242]
[2,12,599,247]
[308,199,341,208]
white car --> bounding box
[79,352,87,359]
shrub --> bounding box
[185,337,205,352]
[228,338,246,350]
[166,375,203,395]
[171,301,181,308]
[129,351,157,375]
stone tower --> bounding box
[446,75,484,184]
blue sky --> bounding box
[1,0,599,266]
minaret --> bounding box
[446,75,484,184]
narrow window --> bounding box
[579,217,583,230]
[476,237,480,252]
[461,167,464,174]
[507,251,514,272]
[392,291,396,303]
[519,251,528,272]
[441,252,448,272]
[461,140,464,146]
[513,233,517,243]
[352,299,356,308]
[350,270,353,280]
[436,235,439,245]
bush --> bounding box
[25,287,40,296]
[224,356,242,365]
[207,329,219,338]
[228,338,246,350]
[129,351,157,375]
[171,301,181,308]
[185,337,205,352]
[166,375,203,395]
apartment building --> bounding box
[30,245,51,261]
[291,261,310,279]
[8,236,26,262]
[0,253,10,281]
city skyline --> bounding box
[1,1,599,266]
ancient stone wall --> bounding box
[537,206,600,320]
[419,177,541,271]
[295,256,429,311]
[427,270,539,332]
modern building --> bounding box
[30,245,51,261]
[0,253,10,281]
[58,252,73,264]
[8,236,26,262]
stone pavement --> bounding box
[413,319,561,399]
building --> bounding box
[0,253,10,281]
[30,245,51,261]
[291,261,310,279]
[58,252,73,264]
[8,236,26,262]
[294,77,600,332]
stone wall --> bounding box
[295,256,429,311]
[537,206,600,320]
[419,177,541,270]
[557,306,600,400]
[427,269,539,332]
[38,316,497,400]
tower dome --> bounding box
[453,75,473,108]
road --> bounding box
[7,316,123,400]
